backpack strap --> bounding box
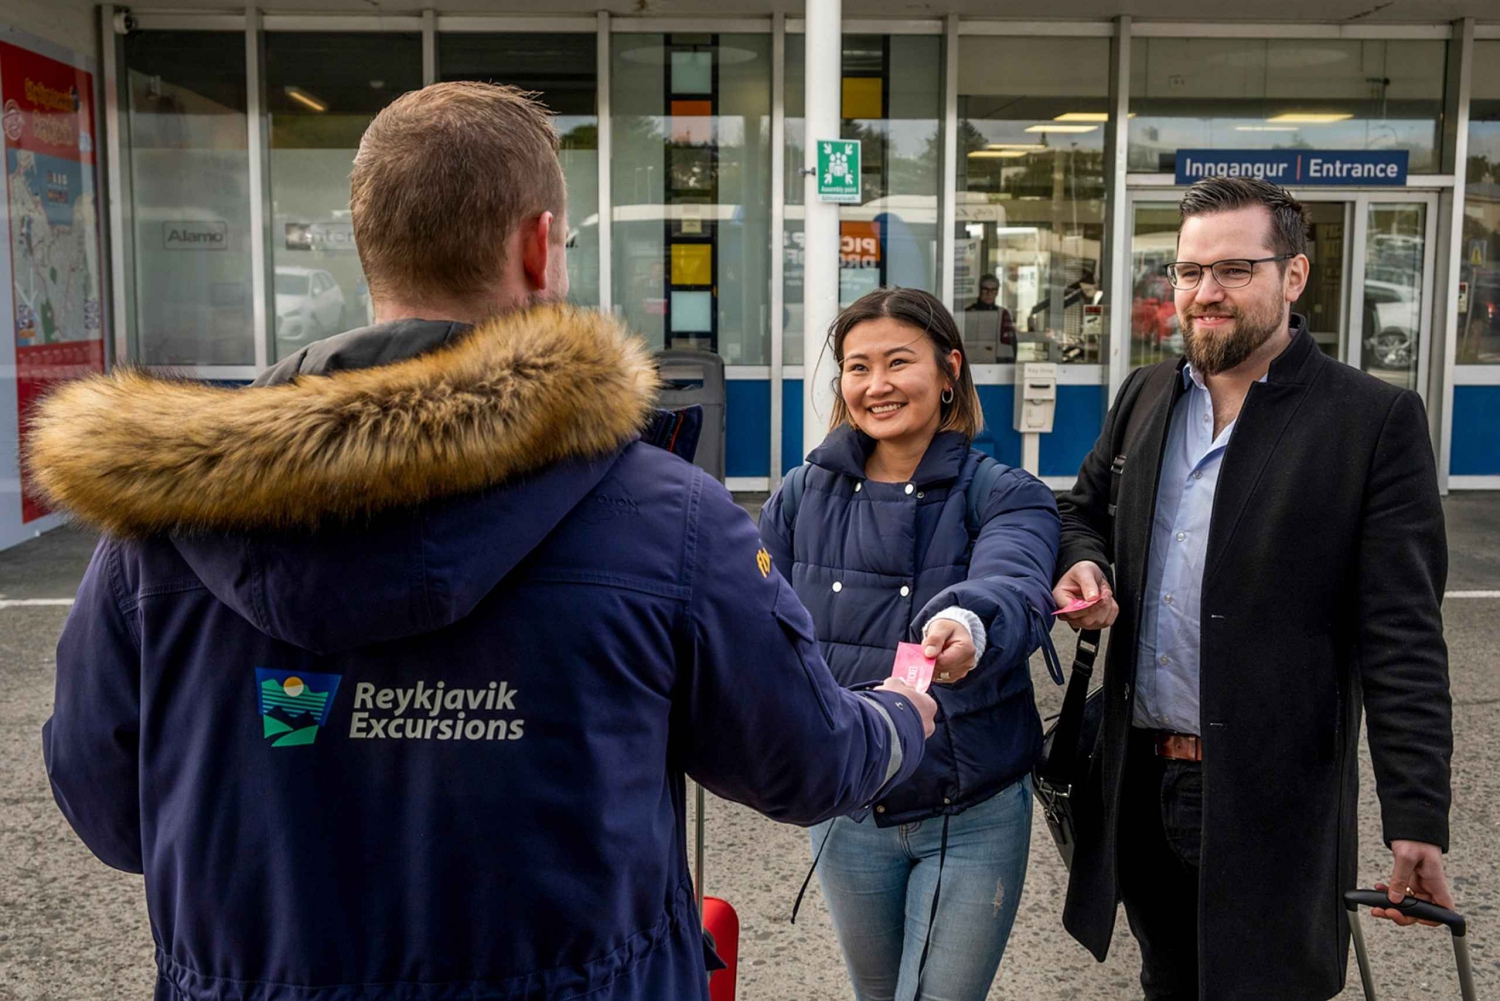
[963,454,1005,538]
[781,462,810,533]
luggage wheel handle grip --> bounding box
[1344,890,1468,937]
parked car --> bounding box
[275,266,345,342]
[1362,279,1421,370]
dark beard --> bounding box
[1182,299,1283,376]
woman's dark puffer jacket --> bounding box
[760,426,1062,824]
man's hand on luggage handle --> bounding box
[1052,561,1120,631]
[876,678,937,739]
[1371,840,1454,928]
[923,619,978,684]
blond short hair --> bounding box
[350,81,566,305]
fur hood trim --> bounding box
[26,305,658,536]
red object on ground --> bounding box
[702,896,739,1001]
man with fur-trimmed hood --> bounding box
[29,82,938,1001]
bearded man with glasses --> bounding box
[1050,176,1455,1000]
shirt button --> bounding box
[1193,470,1203,480]
[905,483,915,495]
[832,582,843,593]
[1176,531,1186,542]
[943,797,952,805]
[900,585,911,597]
[1163,594,1173,604]
[1160,654,1170,665]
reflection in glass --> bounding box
[1129,39,1445,174]
[1459,41,1500,365]
[125,31,253,365]
[612,34,772,364]
[266,33,422,360]
[784,35,941,366]
[440,33,600,307]
[1130,202,1183,368]
[955,36,1109,365]
[1294,203,1347,359]
[1362,203,1426,390]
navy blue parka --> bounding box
[760,426,1061,824]
[31,307,929,1001]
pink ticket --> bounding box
[890,642,936,693]
[1053,595,1103,616]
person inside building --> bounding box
[1052,176,1454,1000]
[761,286,1061,1001]
[29,82,938,1001]
[965,273,1018,349]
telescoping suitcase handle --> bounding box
[1343,890,1476,1001]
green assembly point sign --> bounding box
[817,139,861,204]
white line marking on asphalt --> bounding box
[1447,591,1500,599]
[0,598,75,608]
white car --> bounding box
[1363,279,1421,370]
[275,266,345,342]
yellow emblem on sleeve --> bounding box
[756,546,772,579]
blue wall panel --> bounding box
[725,380,771,478]
[1042,385,1106,478]
[782,379,804,474]
[1451,385,1500,476]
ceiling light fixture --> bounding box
[968,150,1030,158]
[1266,112,1354,123]
[985,143,1047,151]
[284,86,328,112]
[1025,124,1098,134]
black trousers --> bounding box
[1118,728,1204,1001]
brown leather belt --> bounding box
[1153,731,1204,762]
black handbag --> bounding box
[1032,629,1104,871]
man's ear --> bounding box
[520,211,555,292]
[1284,253,1311,302]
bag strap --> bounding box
[781,462,810,532]
[1040,629,1103,788]
[963,454,1004,539]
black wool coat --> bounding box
[1055,321,1452,1001]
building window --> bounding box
[266,32,422,360]
[955,35,1109,365]
[440,32,600,308]
[124,31,252,366]
[1128,38,1446,175]
[612,33,772,365]
[784,33,942,366]
[1460,40,1500,365]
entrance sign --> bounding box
[1175,150,1408,187]
[817,139,861,203]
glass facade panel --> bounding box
[955,36,1109,365]
[267,33,422,359]
[611,33,772,364]
[124,31,252,365]
[440,33,600,307]
[784,34,941,366]
[1129,39,1446,175]
[1460,40,1500,365]
[1361,202,1426,390]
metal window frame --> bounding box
[613,18,772,33]
[1435,19,1475,493]
[131,13,246,31]
[939,14,958,311]
[959,21,1113,36]
[597,11,612,313]
[423,10,436,84]
[261,15,423,31]
[770,11,786,488]
[1105,16,1133,406]
[246,6,270,372]
[1130,22,1454,39]
[101,5,133,368]
[437,16,597,32]
[786,19,942,35]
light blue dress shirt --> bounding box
[1133,362,1267,735]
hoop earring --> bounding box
[941,387,955,405]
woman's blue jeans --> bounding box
[809,776,1033,1001]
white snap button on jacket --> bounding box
[904,483,915,495]
[900,585,911,597]
[855,482,863,492]
[832,582,843,593]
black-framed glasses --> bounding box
[1164,254,1294,290]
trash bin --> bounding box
[655,349,725,483]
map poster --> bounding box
[0,40,104,522]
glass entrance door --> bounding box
[1354,196,1438,392]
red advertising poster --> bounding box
[0,41,104,522]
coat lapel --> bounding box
[1203,326,1322,588]
[1117,366,1186,602]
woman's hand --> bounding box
[924,619,978,685]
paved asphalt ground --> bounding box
[3,495,1498,1000]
